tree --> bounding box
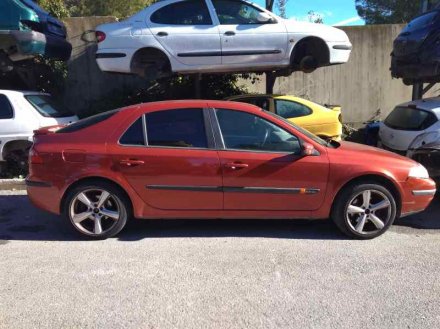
[66,0,155,18]
[355,0,422,24]
[307,11,323,23]
[276,0,288,19]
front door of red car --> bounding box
[111,108,222,210]
[214,108,329,211]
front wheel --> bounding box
[331,183,397,239]
[63,182,130,239]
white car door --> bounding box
[147,0,221,67]
[210,0,288,65]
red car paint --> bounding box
[27,100,435,221]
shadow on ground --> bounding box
[0,194,438,242]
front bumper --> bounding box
[400,177,437,217]
[11,30,72,61]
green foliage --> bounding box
[276,0,288,19]
[307,11,324,23]
[83,74,249,118]
[66,0,155,18]
[37,0,70,18]
[355,0,422,24]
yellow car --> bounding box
[227,94,343,141]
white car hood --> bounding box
[284,20,350,42]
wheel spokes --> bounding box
[97,191,110,208]
[362,190,371,208]
[369,214,385,230]
[370,200,391,212]
[72,211,93,224]
[101,209,119,220]
[348,205,364,214]
[94,217,103,235]
[355,214,367,233]
[77,192,93,208]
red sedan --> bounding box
[26,100,436,239]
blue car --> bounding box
[0,0,72,71]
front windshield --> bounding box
[265,111,338,148]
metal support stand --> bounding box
[194,73,202,99]
[265,71,276,94]
[412,83,424,101]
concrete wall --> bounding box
[62,18,436,124]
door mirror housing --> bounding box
[257,12,274,23]
[302,142,319,156]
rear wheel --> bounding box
[63,182,130,239]
[331,183,397,239]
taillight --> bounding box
[29,148,43,164]
[96,31,106,43]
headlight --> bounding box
[408,131,440,150]
[408,164,430,179]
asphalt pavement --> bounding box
[0,191,439,329]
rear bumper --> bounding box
[11,30,72,61]
[328,41,352,64]
[26,178,61,215]
[391,55,440,80]
[400,177,437,217]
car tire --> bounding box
[63,181,131,239]
[331,183,397,239]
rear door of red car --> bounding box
[110,108,223,210]
[211,107,329,211]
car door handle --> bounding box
[157,31,168,37]
[224,31,235,36]
[120,159,145,167]
[224,162,249,170]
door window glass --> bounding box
[146,109,208,148]
[234,97,270,111]
[275,99,312,118]
[0,95,13,119]
[216,109,301,153]
[120,117,145,146]
[212,0,266,25]
[150,0,213,25]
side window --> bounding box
[216,109,301,153]
[146,109,208,148]
[150,0,213,25]
[0,95,13,119]
[212,0,266,25]
[120,117,145,146]
[275,100,312,119]
[236,97,270,111]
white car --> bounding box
[0,90,78,173]
[95,0,352,79]
[378,97,440,155]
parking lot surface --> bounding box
[1,192,439,329]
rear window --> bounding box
[25,95,74,118]
[57,110,119,133]
[402,11,438,33]
[384,106,438,131]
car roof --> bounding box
[397,97,440,117]
[123,99,264,114]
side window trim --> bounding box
[143,108,216,150]
[118,115,147,147]
[0,94,14,120]
[210,107,303,154]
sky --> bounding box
[253,0,365,26]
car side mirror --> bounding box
[302,142,319,156]
[257,12,273,23]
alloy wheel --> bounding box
[69,189,120,236]
[345,189,392,235]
